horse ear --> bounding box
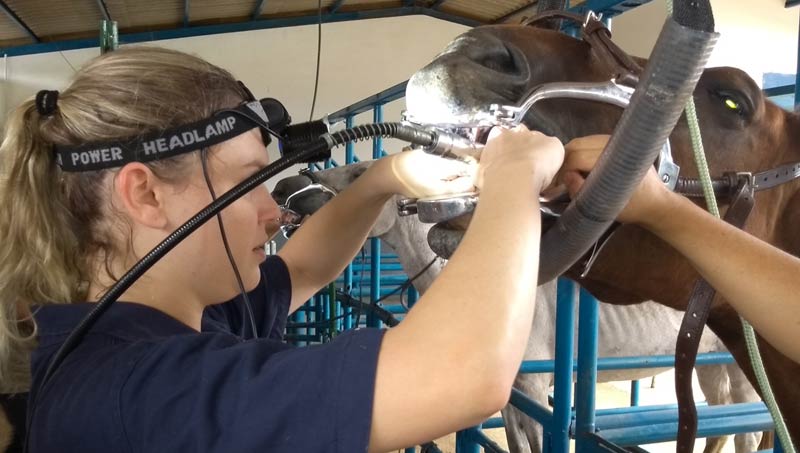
[532,0,568,30]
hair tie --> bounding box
[35,90,59,117]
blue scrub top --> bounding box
[28,256,385,452]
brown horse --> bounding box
[405,24,800,445]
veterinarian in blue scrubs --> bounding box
[0,46,565,452]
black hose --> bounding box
[537,18,719,282]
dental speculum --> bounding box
[400,80,681,224]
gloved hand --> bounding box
[380,148,478,199]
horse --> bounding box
[403,22,800,445]
[272,164,761,453]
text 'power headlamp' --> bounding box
[54,96,331,173]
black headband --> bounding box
[54,101,278,172]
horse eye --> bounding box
[724,97,741,112]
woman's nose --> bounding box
[256,185,281,224]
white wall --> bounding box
[613,0,799,85]
[0,15,470,185]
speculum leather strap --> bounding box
[674,174,754,453]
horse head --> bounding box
[406,23,800,439]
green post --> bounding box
[100,20,118,54]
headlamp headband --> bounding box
[54,98,289,173]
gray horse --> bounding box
[273,162,761,453]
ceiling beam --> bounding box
[183,0,190,27]
[95,0,112,21]
[0,0,39,42]
[251,0,267,20]
[494,1,536,23]
[430,0,447,9]
[329,0,346,14]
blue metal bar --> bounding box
[482,417,504,429]
[510,388,555,427]
[575,288,599,452]
[183,0,190,27]
[602,410,774,446]
[251,0,267,20]
[764,84,795,97]
[0,1,39,43]
[342,116,354,332]
[96,0,112,21]
[517,351,734,373]
[597,402,768,431]
[328,81,407,122]
[630,380,641,406]
[0,7,483,57]
[468,426,507,452]
[788,0,800,7]
[329,0,347,14]
[597,402,704,416]
[456,430,481,453]
[403,0,415,5]
[796,13,800,106]
[367,104,383,329]
[406,286,419,308]
[552,278,577,453]
[345,116,355,163]
[569,0,655,17]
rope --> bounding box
[666,2,794,451]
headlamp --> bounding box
[54,83,329,173]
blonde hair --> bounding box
[0,46,247,392]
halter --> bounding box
[277,169,339,238]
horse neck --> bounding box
[377,215,445,294]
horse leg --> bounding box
[725,362,764,453]
[696,364,731,453]
[0,406,11,453]
[503,374,550,453]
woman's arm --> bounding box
[368,127,564,452]
[279,151,476,313]
[563,135,800,364]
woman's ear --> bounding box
[113,163,169,229]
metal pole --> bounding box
[342,114,356,331]
[552,278,577,453]
[796,13,800,107]
[100,20,118,54]
[368,104,384,328]
[630,380,641,406]
[575,287,600,453]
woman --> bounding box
[0,46,564,452]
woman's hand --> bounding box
[561,135,673,225]
[373,148,478,198]
[478,125,564,193]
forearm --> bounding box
[641,193,800,363]
[370,171,542,451]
